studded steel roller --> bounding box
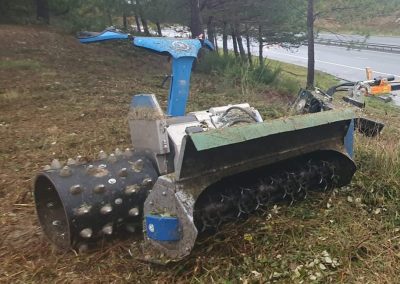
[34,151,157,250]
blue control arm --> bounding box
[78,29,214,116]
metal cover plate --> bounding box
[189,109,355,151]
[175,109,355,180]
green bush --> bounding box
[196,52,280,87]
[249,64,281,85]
[272,76,301,95]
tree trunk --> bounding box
[235,24,246,60]
[190,0,204,38]
[214,35,219,52]
[222,21,228,56]
[237,36,246,61]
[102,0,112,26]
[258,25,264,66]
[123,12,127,30]
[156,22,162,36]
[206,16,215,47]
[107,10,112,26]
[141,17,150,35]
[134,11,142,33]
[36,0,49,24]
[231,26,239,58]
[131,0,142,32]
[307,0,315,89]
[237,35,246,60]
[136,0,149,35]
[245,28,252,66]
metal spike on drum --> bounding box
[100,204,112,215]
[115,148,123,157]
[124,148,133,157]
[108,154,117,163]
[67,158,76,166]
[93,184,106,194]
[132,159,144,173]
[80,228,93,239]
[102,224,113,235]
[69,184,83,195]
[118,168,128,177]
[128,207,140,216]
[59,166,72,177]
[51,159,62,170]
[98,150,107,160]
[74,204,91,216]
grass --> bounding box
[0,59,41,70]
[268,60,340,91]
[1,24,400,283]
[354,133,400,204]
[0,90,22,101]
[315,1,400,36]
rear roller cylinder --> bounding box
[194,158,341,232]
[34,152,158,250]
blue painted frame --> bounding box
[344,119,354,157]
[78,30,214,117]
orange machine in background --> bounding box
[365,67,398,96]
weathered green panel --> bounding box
[190,109,355,151]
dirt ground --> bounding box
[1,25,400,283]
[0,25,288,283]
[0,24,173,283]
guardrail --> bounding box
[314,38,400,54]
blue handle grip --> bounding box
[78,30,129,44]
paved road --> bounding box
[264,44,400,82]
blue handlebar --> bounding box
[78,30,129,43]
[78,29,214,116]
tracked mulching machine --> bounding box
[34,29,359,262]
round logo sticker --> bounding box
[172,41,190,51]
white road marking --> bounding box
[267,50,400,78]
[317,44,400,56]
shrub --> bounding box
[196,52,280,87]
